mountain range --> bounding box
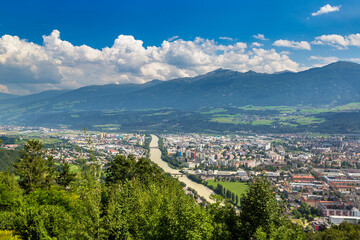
[2,61,360,111]
[1,61,360,131]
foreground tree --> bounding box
[0,171,23,211]
[239,175,304,239]
[13,140,56,193]
[105,154,162,184]
[307,222,360,240]
[0,171,23,231]
[57,162,76,188]
[207,195,240,240]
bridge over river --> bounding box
[149,134,215,203]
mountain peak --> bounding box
[323,61,360,69]
[144,79,163,86]
[194,68,238,79]
[274,70,294,74]
[209,68,234,74]
[244,70,258,74]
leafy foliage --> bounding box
[105,154,163,184]
[239,175,304,239]
[307,222,360,240]
[0,171,23,211]
[56,162,77,188]
[0,148,20,172]
[13,140,55,193]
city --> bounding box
[161,133,360,227]
[1,125,360,231]
[1,0,360,238]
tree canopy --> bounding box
[239,174,305,239]
[12,140,55,193]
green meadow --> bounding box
[207,180,249,197]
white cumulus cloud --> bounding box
[311,56,360,67]
[219,36,234,41]
[0,84,9,93]
[273,40,311,50]
[167,36,179,42]
[312,4,341,16]
[313,33,360,49]
[0,30,301,94]
[253,34,268,41]
[310,56,339,67]
[251,42,263,47]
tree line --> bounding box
[213,183,239,206]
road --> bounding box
[149,134,215,203]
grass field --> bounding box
[18,138,63,145]
[145,111,174,116]
[93,124,121,131]
[210,117,248,124]
[238,105,297,113]
[207,180,249,197]
[69,164,81,174]
[93,124,121,128]
[295,117,325,125]
[251,120,273,125]
[200,108,227,114]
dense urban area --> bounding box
[161,133,360,229]
[1,125,360,237]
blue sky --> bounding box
[0,0,360,94]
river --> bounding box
[149,134,215,203]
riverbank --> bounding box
[149,134,215,203]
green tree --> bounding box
[44,155,57,188]
[57,162,77,188]
[310,206,320,217]
[292,209,302,219]
[208,195,240,239]
[254,225,305,240]
[0,171,23,231]
[13,140,55,193]
[102,170,218,239]
[216,183,223,195]
[133,157,163,183]
[0,148,21,172]
[15,187,80,239]
[298,202,311,216]
[226,189,231,199]
[105,154,162,184]
[0,171,23,211]
[239,175,301,239]
[76,159,102,239]
[105,154,136,184]
[307,222,360,240]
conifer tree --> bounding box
[57,162,77,188]
[13,140,54,193]
[226,189,231,199]
[239,175,299,239]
